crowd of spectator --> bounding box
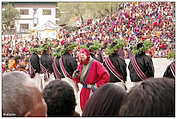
[2,2,175,72]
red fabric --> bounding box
[79,48,90,65]
[72,60,110,110]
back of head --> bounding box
[2,71,37,116]
[119,78,175,117]
[43,80,76,117]
[82,83,127,117]
[30,53,40,73]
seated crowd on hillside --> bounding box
[2,2,175,117]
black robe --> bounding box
[103,53,127,82]
[163,61,175,79]
[128,53,154,82]
[40,53,53,73]
[30,53,40,73]
[54,53,77,78]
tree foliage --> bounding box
[57,2,120,25]
[2,3,20,34]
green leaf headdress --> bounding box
[166,50,175,59]
[52,43,77,57]
[88,40,102,51]
[29,47,39,54]
[105,39,125,55]
[132,40,153,55]
[52,45,65,57]
[29,45,40,54]
[39,42,53,52]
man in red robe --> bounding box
[72,48,110,111]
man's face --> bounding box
[24,84,47,117]
[79,52,87,62]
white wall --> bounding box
[16,8,34,19]
[15,7,56,33]
[15,20,33,32]
[37,8,56,25]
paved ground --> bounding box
[75,58,173,115]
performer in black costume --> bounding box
[29,45,41,78]
[53,43,78,79]
[163,61,175,79]
[40,44,53,83]
[40,44,53,73]
[128,42,154,82]
[103,41,127,83]
[52,43,79,98]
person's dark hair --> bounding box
[30,53,41,73]
[82,83,127,117]
[136,42,145,55]
[43,80,77,117]
[2,71,36,117]
[119,78,175,117]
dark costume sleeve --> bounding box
[128,54,154,82]
[40,54,53,73]
[30,53,40,73]
[62,53,78,77]
[163,61,175,79]
[104,54,127,82]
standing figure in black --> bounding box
[52,43,79,95]
[29,45,44,90]
[29,45,41,78]
[163,61,175,79]
[103,41,127,84]
[40,44,54,89]
[128,42,154,82]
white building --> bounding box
[13,2,57,35]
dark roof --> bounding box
[2,2,57,5]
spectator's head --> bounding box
[82,83,127,117]
[43,80,78,117]
[79,48,90,64]
[119,78,175,117]
[2,71,47,117]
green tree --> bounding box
[2,3,20,34]
[56,2,121,26]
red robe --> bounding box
[72,60,110,111]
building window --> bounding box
[20,9,29,15]
[20,24,29,32]
[42,9,51,15]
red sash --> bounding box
[131,56,147,80]
[170,61,175,77]
[59,56,79,91]
[29,62,36,78]
[29,55,36,78]
[40,63,49,81]
[52,57,62,80]
[104,57,124,82]
[59,56,72,79]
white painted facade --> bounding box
[14,3,57,34]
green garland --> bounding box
[132,40,153,55]
[166,50,175,59]
[105,39,125,55]
[80,44,88,49]
[52,43,77,57]
[29,47,39,54]
[88,40,102,51]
